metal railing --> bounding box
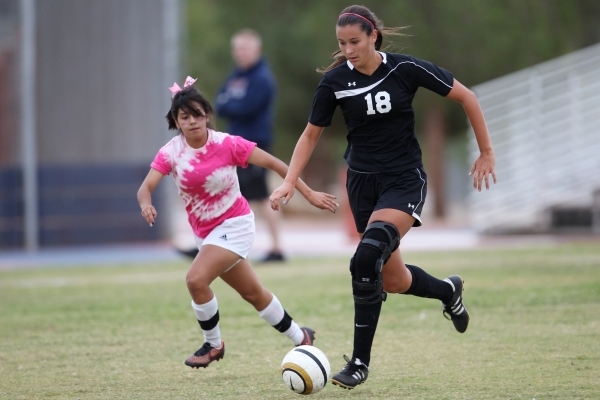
[468,43,600,233]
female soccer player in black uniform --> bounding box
[269,4,497,390]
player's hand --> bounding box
[305,190,339,213]
[140,205,157,226]
[469,150,497,191]
[269,182,296,211]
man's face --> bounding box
[231,35,261,70]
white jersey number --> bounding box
[364,91,391,115]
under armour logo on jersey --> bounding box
[219,234,228,241]
[408,203,415,209]
[348,82,356,86]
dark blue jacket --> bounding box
[215,58,276,147]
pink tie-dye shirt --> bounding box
[151,129,256,238]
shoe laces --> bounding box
[341,355,367,374]
[194,342,214,356]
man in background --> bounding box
[178,30,285,262]
[216,29,285,262]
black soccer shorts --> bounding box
[346,166,428,233]
[237,164,269,201]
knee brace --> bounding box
[350,221,400,305]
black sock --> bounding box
[197,310,219,331]
[403,264,453,304]
[351,301,381,367]
[272,310,293,333]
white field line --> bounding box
[0,271,185,289]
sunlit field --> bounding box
[1,243,599,399]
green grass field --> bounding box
[1,243,599,399]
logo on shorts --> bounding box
[219,234,228,241]
[408,203,415,209]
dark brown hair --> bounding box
[165,86,215,131]
[318,5,407,73]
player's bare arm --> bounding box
[269,123,325,210]
[247,146,338,213]
[136,168,164,226]
[447,79,497,191]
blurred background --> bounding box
[1,0,600,252]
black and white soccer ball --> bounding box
[281,345,330,395]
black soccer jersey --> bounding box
[309,52,453,172]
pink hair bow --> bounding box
[169,76,197,97]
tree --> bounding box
[186,0,600,200]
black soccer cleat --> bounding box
[260,251,286,263]
[177,247,199,260]
[331,355,369,390]
[442,275,470,333]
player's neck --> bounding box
[354,51,382,76]
[183,129,209,149]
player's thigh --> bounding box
[191,212,255,277]
[187,244,242,286]
[367,208,415,238]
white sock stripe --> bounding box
[203,326,221,348]
[284,323,305,345]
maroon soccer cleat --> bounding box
[185,340,225,368]
[298,327,316,346]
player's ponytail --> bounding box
[318,5,406,74]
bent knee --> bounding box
[186,271,210,292]
[238,286,265,305]
[383,276,411,294]
[383,280,401,294]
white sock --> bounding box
[191,297,221,348]
[284,324,305,346]
[258,294,304,345]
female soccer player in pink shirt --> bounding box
[137,77,338,369]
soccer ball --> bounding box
[281,345,330,395]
